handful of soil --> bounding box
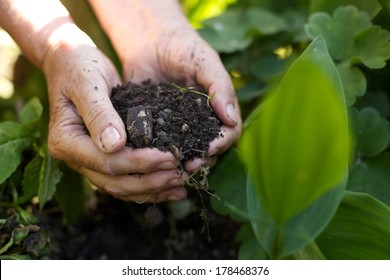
[110,80,222,164]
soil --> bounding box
[47,192,240,260]
[110,80,223,163]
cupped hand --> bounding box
[42,29,188,203]
[120,25,242,172]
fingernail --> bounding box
[226,103,238,124]
[167,195,181,201]
[101,126,121,149]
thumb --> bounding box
[89,97,126,153]
[71,74,126,153]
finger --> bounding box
[78,167,189,199]
[191,42,241,127]
[185,156,218,173]
[66,55,126,153]
[49,122,179,175]
[208,125,241,156]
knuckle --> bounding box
[84,102,112,130]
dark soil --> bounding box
[110,80,223,163]
[47,192,240,260]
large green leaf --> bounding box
[347,153,390,206]
[0,122,32,184]
[239,36,350,224]
[305,6,390,68]
[247,175,346,259]
[349,107,390,158]
[316,191,390,259]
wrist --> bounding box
[88,0,192,64]
[42,23,96,75]
[0,0,80,68]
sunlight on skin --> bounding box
[0,0,73,67]
[0,29,19,99]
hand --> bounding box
[90,0,242,172]
[121,25,242,172]
[42,25,188,203]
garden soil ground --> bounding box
[47,192,240,259]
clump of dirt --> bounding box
[110,80,222,164]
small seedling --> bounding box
[171,83,215,107]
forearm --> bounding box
[88,0,192,63]
[0,0,93,68]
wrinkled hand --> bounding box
[118,22,242,172]
[43,36,188,203]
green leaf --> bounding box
[0,122,32,184]
[247,175,346,259]
[19,145,63,209]
[20,155,43,203]
[379,0,390,25]
[355,91,390,118]
[236,223,268,260]
[38,150,63,210]
[19,97,43,125]
[239,36,350,223]
[316,191,390,259]
[337,63,366,106]
[305,6,371,61]
[182,0,235,29]
[309,0,382,18]
[236,81,266,102]
[292,241,326,260]
[209,148,248,221]
[0,224,39,255]
[199,7,285,53]
[246,8,286,35]
[238,238,267,260]
[23,230,51,257]
[199,9,253,53]
[349,107,390,158]
[354,25,390,68]
[55,166,85,224]
[347,153,390,206]
[251,54,287,81]
[305,6,390,68]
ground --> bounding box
[47,191,240,260]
